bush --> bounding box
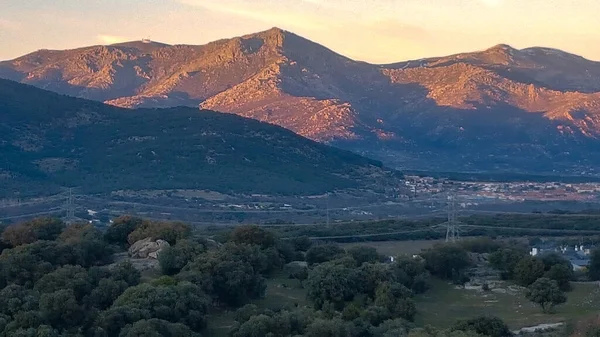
[452,316,512,337]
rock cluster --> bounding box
[128,237,170,259]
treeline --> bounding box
[0,216,523,337]
[224,231,512,337]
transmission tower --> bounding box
[326,193,330,227]
[436,192,463,243]
[63,188,76,224]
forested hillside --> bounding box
[0,79,398,197]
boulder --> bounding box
[128,237,170,259]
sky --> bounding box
[1,0,599,63]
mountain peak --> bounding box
[109,40,170,52]
[485,43,517,53]
[266,27,287,34]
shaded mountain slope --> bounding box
[0,79,397,197]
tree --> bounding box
[305,262,360,309]
[460,238,504,254]
[0,285,40,317]
[0,244,54,287]
[119,318,202,337]
[58,223,101,243]
[514,257,545,286]
[451,316,512,337]
[305,244,346,266]
[233,304,261,323]
[357,262,394,297]
[540,253,572,272]
[341,304,362,321]
[112,282,209,331]
[104,216,144,246]
[421,245,471,280]
[159,239,206,275]
[291,236,312,252]
[1,218,65,247]
[371,319,412,337]
[589,249,600,281]
[488,247,528,279]
[231,314,274,337]
[179,247,266,307]
[110,261,142,287]
[93,306,149,336]
[230,307,315,337]
[11,325,60,337]
[34,265,95,301]
[39,289,84,329]
[1,225,37,248]
[230,225,276,248]
[545,264,573,291]
[347,246,382,265]
[304,318,354,337]
[374,282,416,321]
[86,278,129,310]
[525,277,567,313]
[127,221,191,245]
[391,256,431,294]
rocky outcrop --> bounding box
[128,237,170,259]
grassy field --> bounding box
[205,241,600,335]
[340,240,441,256]
[206,276,600,336]
[415,280,600,330]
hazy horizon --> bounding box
[1,0,599,63]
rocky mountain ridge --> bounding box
[2,28,600,174]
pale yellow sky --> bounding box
[1,0,599,63]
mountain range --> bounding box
[0,79,398,197]
[2,27,600,175]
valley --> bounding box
[3,2,600,337]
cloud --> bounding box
[97,34,129,44]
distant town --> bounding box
[405,176,600,203]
